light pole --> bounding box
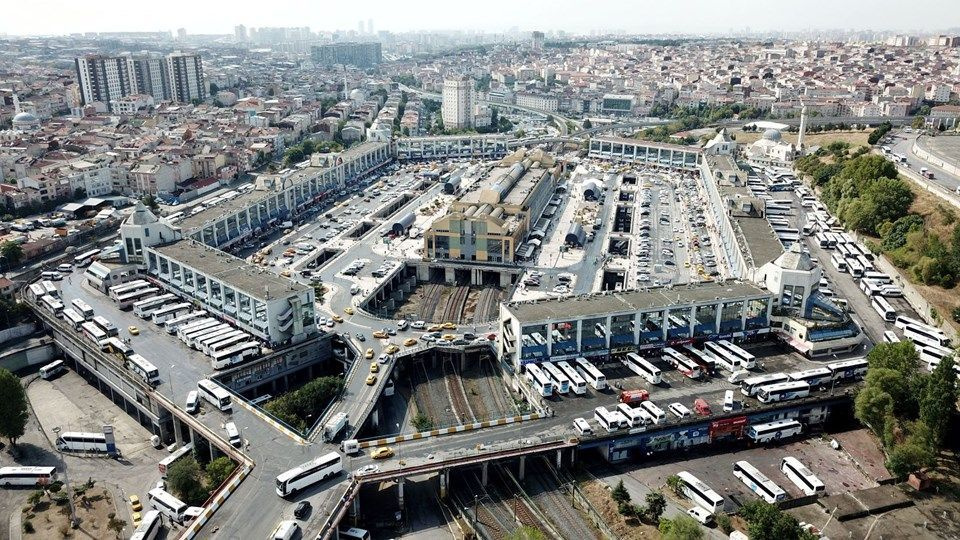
[169,364,176,401]
[51,426,78,529]
[395,422,402,466]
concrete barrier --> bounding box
[180,463,254,539]
[914,134,960,178]
[232,390,309,445]
[358,412,544,448]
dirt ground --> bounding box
[731,129,872,147]
[20,481,123,539]
[579,478,660,539]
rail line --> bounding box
[444,358,477,424]
[483,355,514,415]
[528,457,600,540]
[493,464,551,535]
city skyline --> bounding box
[2,0,959,37]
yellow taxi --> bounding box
[369,362,379,373]
[129,494,142,512]
[128,326,139,336]
[384,344,400,355]
[441,322,457,330]
[427,324,443,332]
[371,447,394,459]
[132,512,142,526]
[373,331,388,339]
[403,338,418,347]
[442,334,456,341]
[364,348,374,359]
[280,270,292,277]
[365,374,377,385]
[332,315,344,323]
[344,307,355,315]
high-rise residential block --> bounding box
[310,42,382,68]
[442,76,475,130]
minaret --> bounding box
[797,104,808,154]
[12,93,21,114]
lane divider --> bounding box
[233,392,309,445]
[180,463,253,539]
[358,412,543,448]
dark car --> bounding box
[294,500,311,519]
[355,333,366,342]
[463,332,477,341]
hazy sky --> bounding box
[2,0,959,36]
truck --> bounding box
[618,389,649,405]
[322,412,348,442]
[694,398,712,416]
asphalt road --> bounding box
[888,130,960,193]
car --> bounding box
[420,333,436,343]
[332,315,343,323]
[403,338,417,346]
[463,333,477,341]
[294,500,312,520]
[427,324,443,332]
[355,333,366,342]
[411,320,426,329]
[355,464,379,476]
[317,317,327,326]
[129,494,142,512]
[377,353,393,364]
[185,391,199,414]
[132,511,142,526]
[371,447,394,460]
[372,331,388,339]
[441,333,456,341]
[384,344,399,354]
[365,374,377,385]
[441,322,457,330]
[687,506,714,525]
[344,307,354,315]
[369,362,379,373]
[128,325,139,335]
[364,348,374,359]
[57,263,73,273]
[397,320,408,330]
[326,319,335,328]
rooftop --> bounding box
[504,281,769,322]
[152,240,310,300]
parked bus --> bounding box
[846,258,864,278]
[860,278,885,296]
[716,340,757,369]
[525,364,554,397]
[164,311,207,334]
[746,419,803,443]
[740,372,790,396]
[616,403,648,427]
[126,353,160,386]
[130,510,162,540]
[541,362,571,394]
[894,315,926,330]
[338,529,371,540]
[41,281,59,297]
[117,287,161,310]
[903,323,951,348]
[624,353,662,384]
[662,347,701,379]
[197,378,232,411]
[275,452,343,497]
[177,319,218,341]
[62,308,85,330]
[55,431,109,453]
[830,253,848,272]
[593,406,627,432]
[0,466,57,487]
[882,330,900,343]
[733,460,787,503]
[787,367,833,388]
[158,443,194,477]
[676,471,724,513]
[204,331,248,355]
[556,361,587,395]
[210,342,259,370]
[148,488,187,523]
[757,381,810,403]
[871,296,896,322]
[682,345,716,375]
[639,400,666,424]
[186,324,232,349]
[918,344,957,373]
[40,295,64,316]
[73,249,101,267]
[102,336,133,357]
[108,280,149,300]
[863,271,890,284]
[781,456,825,496]
[133,294,176,318]
[826,358,869,383]
[39,360,67,380]
[92,315,118,336]
[151,302,192,325]
[71,299,95,320]
[575,357,607,390]
[80,321,108,346]
[28,283,45,299]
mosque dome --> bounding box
[762,128,782,142]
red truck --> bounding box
[619,389,650,404]
[694,398,712,416]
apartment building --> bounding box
[442,76,475,130]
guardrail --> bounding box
[357,412,545,448]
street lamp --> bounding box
[51,426,78,529]
[395,422,403,466]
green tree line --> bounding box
[264,376,345,432]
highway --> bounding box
[886,130,960,195]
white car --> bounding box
[687,506,714,525]
[411,320,426,329]
[354,464,379,476]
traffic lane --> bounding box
[891,133,960,192]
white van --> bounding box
[396,320,408,330]
[573,417,592,436]
[727,369,751,384]
[723,390,735,412]
[225,422,241,447]
[350,284,361,295]
[668,402,692,418]
[272,520,300,540]
[341,439,360,454]
[185,391,199,414]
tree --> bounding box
[505,526,547,540]
[141,194,159,212]
[716,513,733,534]
[0,241,23,266]
[868,341,921,374]
[167,457,209,506]
[0,369,28,445]
[611,479,630,504]
[107,514,126,538]
[644,491,667,523]
[919,355,958,445]
[739,500,817,540]
[659,514,704,540]
[206,457,237,489]
[666,474,684,496]
[855,385,895,435]
[886,441,936,477]
[411,413,434,432]
[582,118,592,130]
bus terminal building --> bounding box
[499,281,773,370]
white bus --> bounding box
[130,510,162,540]
[541,362,571,394]
[740,373,790,396]
[61,308,85,331]
[275,452,343,497]
[871,296,896,322]
[158,443,194,477]
[746,419,803,443]
[882,330,900,343]
[71,299,95,320]
[177,319,219,341]
[787,367,833,388]
[903,323,951,348]
[662,347,701,379]
[28,283,45,299]
[133,294,176,318]
[757,381,810,403]
[593,406,627,432]
[41,281,59,297]
[781,456,825,496]
[863,271,890,284]
[827,358,869,383]
[733,460,787,503]
[918,344,957,373]
[556,361,587,395]
[55,431,109,453]
[108,280,150,300]
[683,345,716,375]
[338,528,371,540]
[102,337,134,357]
[846,258,864,278]
[676,471,724,513]
[164,311,207,334]
[92,315,119,337]
[704,342,742,373]
[616,403,648,427]
[126,353,160,386]
[186,324,232,348]
[148,488,188,523]
[210,342,259,370]
[860,278,885,297]
[525,364,554,397]
[40,295,64,316]
[830,252,848,272]
[894,315,926,330]
[73,249,101,267]
[151,302,192,325]
[0,466,57,487]
[117,287,161,310]
[639,400,666,424]
[624,353,662,384]
[575,357,607,390]
[39,360,67,380]
[204,331,248,355]
[197,379,232,411]
[81,321,108,346]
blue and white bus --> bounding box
[746,419,803,443]
[787,367,833,388]
[541,362,571,394]
[556,361,587,395]
[757,381,810,403]
[575,357,607,390]
[525,364,553,397]
[593,406,627,432]
[740,372,789,397]
[826,358,868,383]
[733,460,787,503]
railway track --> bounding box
[493,465,550,534]
[440,285,469,324]
[450,471,515,540]
[527,457,600,540]
[474,287,501,322]
[413,359,438,424]
[483,356,513,415]
[443,358,476,424]
[420,283,442,321]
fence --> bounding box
[569,482,619,540]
